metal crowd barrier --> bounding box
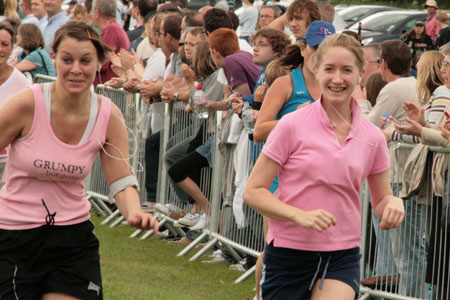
[360,143,450,300]
[141,103,265,283]
[33,74,57,83]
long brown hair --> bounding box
[18,23,45,52]
[193,41,217,81]
[416,51,444,105]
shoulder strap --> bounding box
[37,50,49,75]
[43,82,52,120]
[78,92,99,145]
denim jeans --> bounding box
[390,196,430,298]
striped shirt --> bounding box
[392,85,450,143]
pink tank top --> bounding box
[0,84,112,229]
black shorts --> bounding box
[0,220,103,300]
[261,243,361,300]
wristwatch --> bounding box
[173,92,178,102]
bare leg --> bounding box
[256,216,269,299]
[310,279,355,300]
[177,177,209,214]
[42,293,82,300]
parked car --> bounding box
[347,10,428,45]
[337,5,402,28]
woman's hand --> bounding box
[161,83,175,103]
[254,84,267,103]
[440,120,450,141]
[379,196,404,230]
[127,210,159,231]
[380,115,396,130]
[119,48,139,71]
[109,52,122,69]
[232,98,244,115]
[382,127,393,142]
[105,77,126,89]
[394,117,423,137]
[205,100,217,112]
[185,103,192,113]
[123,78,140,93]
[292,209,336,232]
[403,101,426,126]
[111,65,126,78]
[181,64,195,85]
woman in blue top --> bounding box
[13,23,56,77]
[254,21,335,193]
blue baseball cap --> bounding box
[304,21,336,47]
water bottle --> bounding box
[383,113,392,129]
[242,102,254,133]
[427,284,432,300]
[193,84,208,119]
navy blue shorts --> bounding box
[261,243,361,300]
[0,221,102,300]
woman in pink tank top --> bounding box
[0,21,157,300]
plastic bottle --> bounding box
[383,113,392,129]
[427,284,432,300]
[193,84,208,119]
[242,102,254,133]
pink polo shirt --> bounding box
[262,97,389,251]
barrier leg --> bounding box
[130,229,143,238]
[92,197,113,216]
[234,264,256,284]
[89,198,106,216]
[140,218,168,240]
[177,231,208,257]
[110,215,125,228]
[222,241,243,263]
[189,237,218,261]
[101,209,121,225]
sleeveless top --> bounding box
[0,83,112,229]
[270,67,314,193]
[276,68,313,120]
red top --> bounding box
[94,20,131,86]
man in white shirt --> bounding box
[238,0,258,42]
[31,0,47,27]
[20,0,39,24]
[39,0,69,53]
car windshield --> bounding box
[339,7,377,22]
[351,14,409,32]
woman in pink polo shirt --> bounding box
[0,21,158,300]
[244,33,404,300]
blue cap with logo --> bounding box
[304,21,336,47]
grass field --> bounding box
[92,215,255,300]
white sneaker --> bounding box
[175,213,200,227]
[202,254,226,264]
[190,214,209,230]
[209,249,223,258]
[229,258,247,272]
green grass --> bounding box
[91,215,255,300]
